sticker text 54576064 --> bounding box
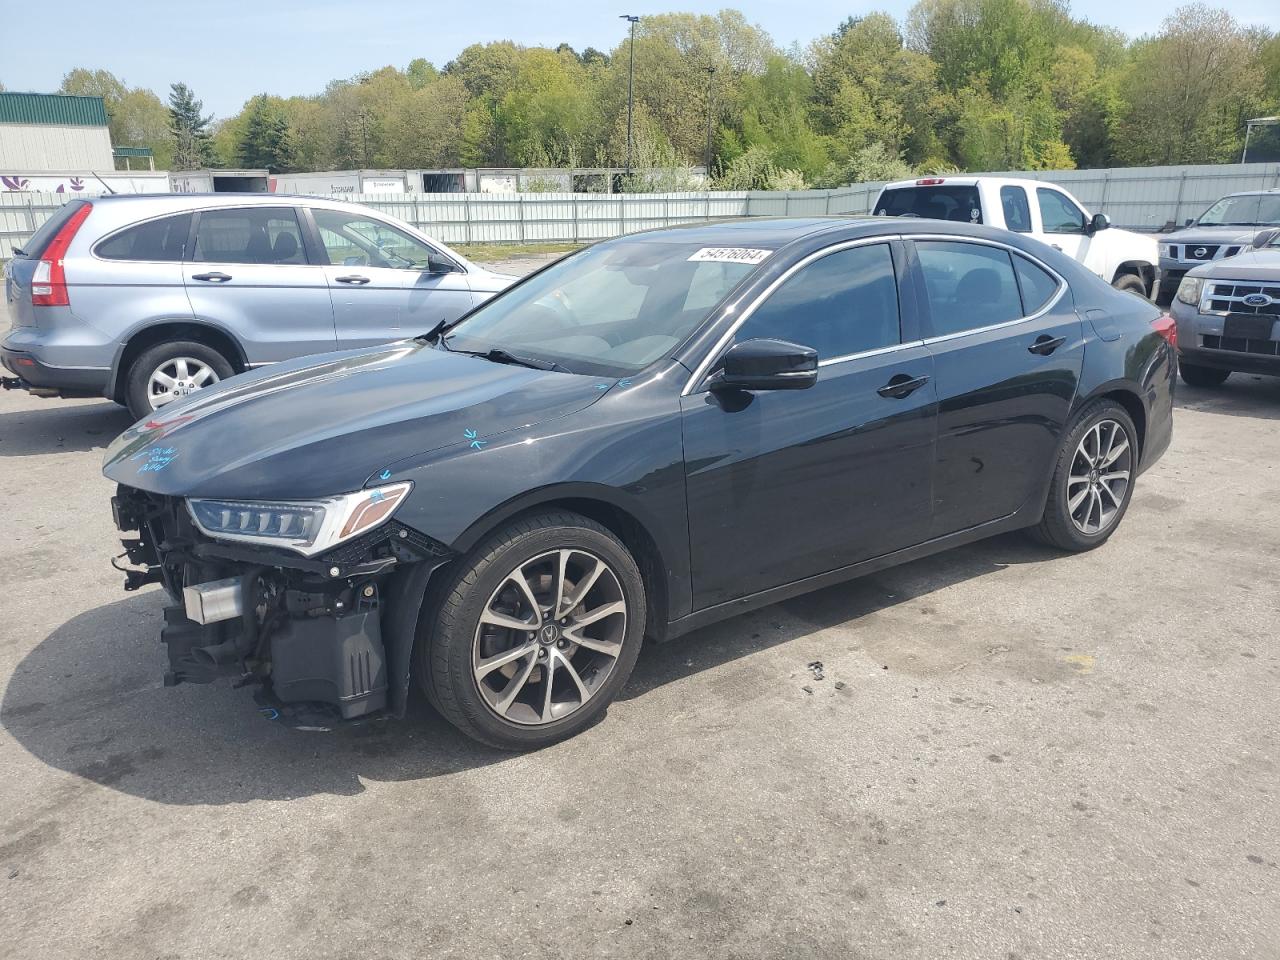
[686,247,773,265]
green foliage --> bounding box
[168,82,214,169]
[53,4,1280,184]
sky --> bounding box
[2,0,1278,119]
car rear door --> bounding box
[182,205,336,363]
[907,236,1083,537]
[680,239,937,609]
[307,207,475,349]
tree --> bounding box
[169,82,214,169]
[60,68,174,169]
[236,95,297,172]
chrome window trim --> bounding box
[906,234,1068,345]
[817,340,926,367]
[681,236,900,396]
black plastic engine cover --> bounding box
[270,611,387,719]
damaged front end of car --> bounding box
[111,483,454,721]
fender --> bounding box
[107,317,250,397]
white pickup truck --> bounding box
[873,176,1160,299]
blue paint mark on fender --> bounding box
[617,379,633,387]
[595,383,610,391]
[464,428,487,450]
[131,445,180,474]
[378,468,392,481]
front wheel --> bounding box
[418,510,646,750]
[1030,400,1138,552]
[1179,361,1231,388]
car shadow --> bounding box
[2,532,1060,805]
[0,397,133,456]
[1174,373,1280,420]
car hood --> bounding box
[1187,248,1280,281]
[102,341,607,499]
[1163,225,1268,246]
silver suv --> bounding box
[2,194,516,419]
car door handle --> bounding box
[191,272,232,283]
[1028,335,1067,356]
[1051,244,1063,251]
[336,275,371,285]
[877,373,930,399]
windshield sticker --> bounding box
[131,445,180,474]
[464,428,486,450]
[687,247,773,265]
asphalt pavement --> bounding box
[1,283,1278,958]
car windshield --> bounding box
[875,185,982,223]
[442,239,769,376]
[1196,194,1280,226]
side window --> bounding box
[1036,189,1087,235]
[1013,255,1061,315]
[1000,186,1032,233]
[97,213,192,262]
[735,244,900,361]
[312,208,440,270]
[193,208,306,265]
[915,241,1024,337]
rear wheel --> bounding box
[125,340,234,421]
[418,510,646,750]
[1030,400,1137,552]
[1179,361,1230,388]
[1111,273,1148,298]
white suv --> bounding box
[874,177,1160,299]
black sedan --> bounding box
[104,217,1175,749]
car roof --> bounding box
[879,176,1049,191]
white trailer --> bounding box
[270,170,410,195]
[170,169,270,193]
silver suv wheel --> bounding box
[1067,418,1132,535]
[148,357,219,409]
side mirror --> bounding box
[1252,228,1279,249]
[1088,212,1111,235]
[708,338,818,393]
[427,253,457,275]
[1185,218,1195,227]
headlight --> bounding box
[1175,276,1203,307]
[187,481,412,556]
[1159,243,1172,258]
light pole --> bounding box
[703,65,716,177]
[620,15,639,180]
[1242,116,1280,164]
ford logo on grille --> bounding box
[1193,246,1208,258]
[1242,293,1273,307]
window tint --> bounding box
[876,185,982,223]
[915,241,1023,337]
[1013,255,1060,314]
[1000,186,1032,233]
[17,200,90,258]
[736,244,900,360]
[193,208,306,265]
[1036,189,1086,234]
[312,208,441,269]
[97,213,191,261]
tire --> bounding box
[1179,361,1230,388]
[1030,400,1138,552]
[417,510,646,750]
[125,340,235,421]
[1111,273,1148,298]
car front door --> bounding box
[909,237,1084,537]
[308,208,475,349]
[1034,187,1107,277]
[182,206,336,363]
[680,240,938,610]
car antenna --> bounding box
[90,171,117,195]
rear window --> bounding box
[15,200,91,259]
[96,213,192,262]
[875,186,982,224]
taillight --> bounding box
[1152,313,1177,350]
[916,178,945,186]
[31,202,92,307]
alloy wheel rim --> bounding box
[148,357,219,409]
[472,548,627,726]
[1068,419,1132,535]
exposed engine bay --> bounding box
[111,485,452,721]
